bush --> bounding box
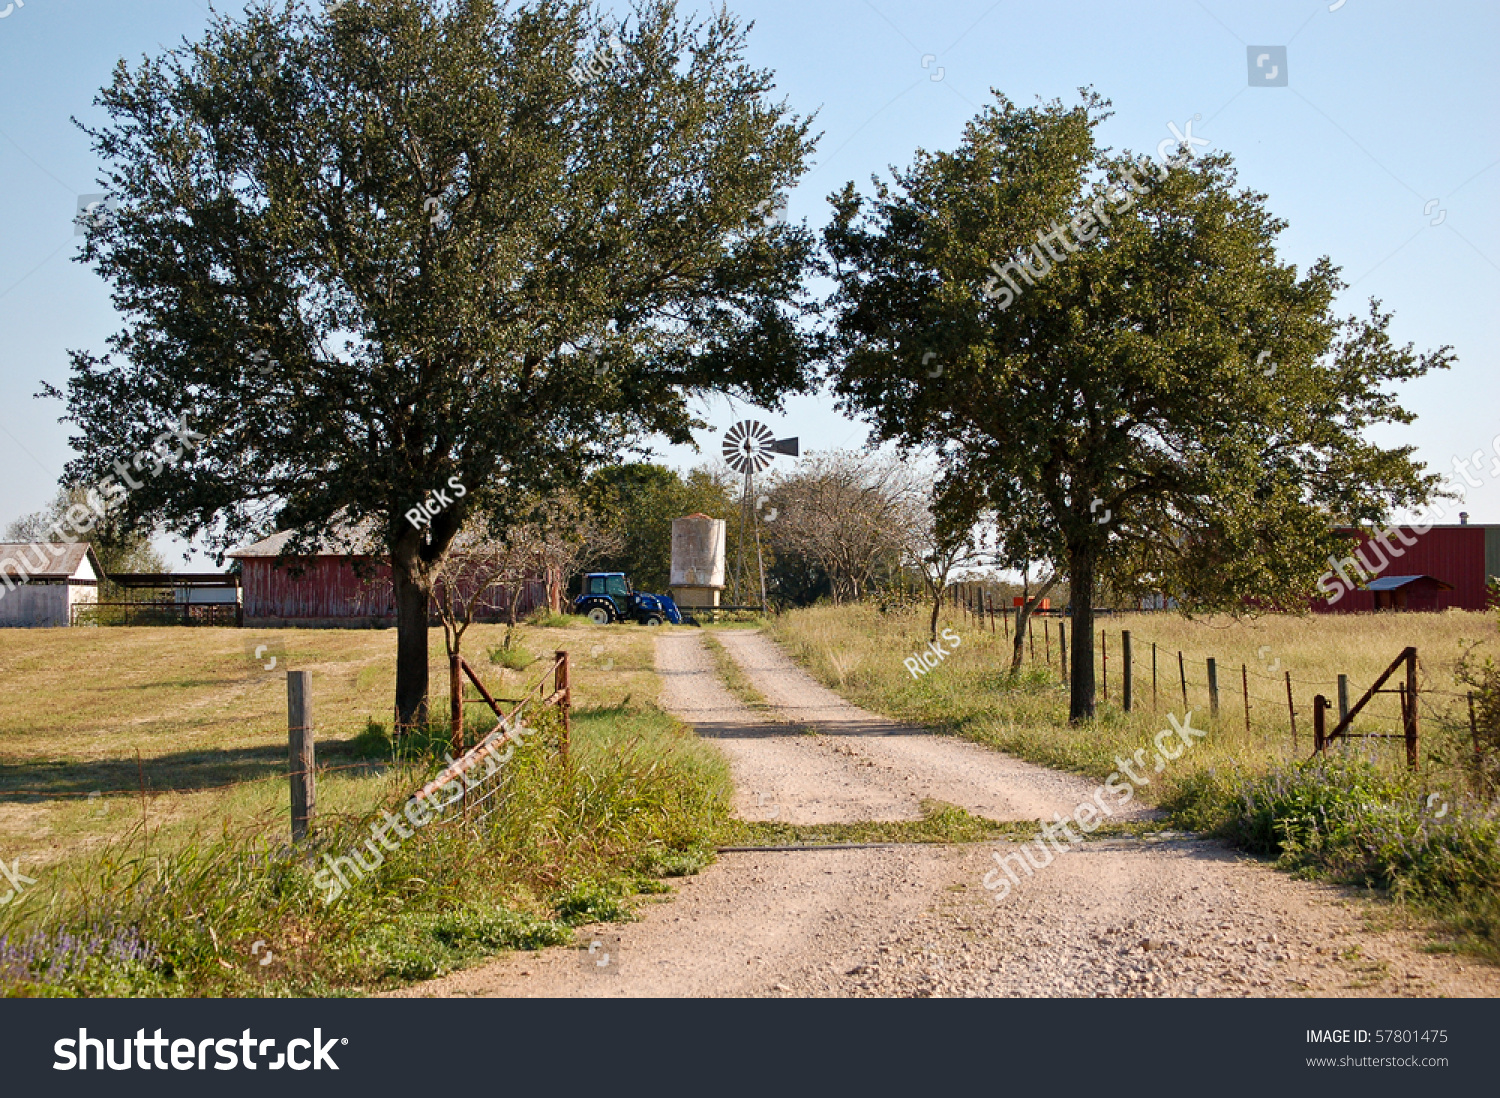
[1165,757,1500,954]
[488,644,535,671]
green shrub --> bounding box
[1164,757,1500,956]
[488,644,535,671]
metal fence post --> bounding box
[1207,658,1219,720]
[1404,648,1419,770]
[1313,694,1327,755]
[1286,671,1297,753]
[287,671,315,843]
[1121,630,1133,712]
[1101,630,1108,700]
[1058,621,1068,680]
[1178,650,1188,711]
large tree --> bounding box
[824,92,1450,722]
[51,0,818,728]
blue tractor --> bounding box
[574,573,682,626]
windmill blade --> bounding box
[770,437,799,458]
[722,419,777,473]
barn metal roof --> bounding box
[0,541,103,580]
[228,523,381,559]
[1362,574,1455,592]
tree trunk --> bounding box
[1012,573,1061,673]
[392,555,432,735]
[1068,547,1096,723]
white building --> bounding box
[0,542,104,627]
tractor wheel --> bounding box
[641,613,665,627]
[586,606,613,625]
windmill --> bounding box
[721,420,798,609]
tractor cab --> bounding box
[574,572,682,626]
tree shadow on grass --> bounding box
[0,735,392,803]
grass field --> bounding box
[768,605,1492,783]
[768,603,1500,959]
[0,618,732,996]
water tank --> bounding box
[670,514,726,607]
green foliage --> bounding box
[53,0,819,725]
[488,644,535,671]
[823,90,1451,719]
[586,464,738,593]
[1165,758,1500,956]
[1456,580,1500,793]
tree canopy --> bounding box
[51,0,820,726]
[823,92,1450,721]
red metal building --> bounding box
[229,531,545,628]
[1314,523,1500,612]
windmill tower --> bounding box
[721,421,798,610]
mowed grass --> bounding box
[0,619,692,885]
[0,617,733,995]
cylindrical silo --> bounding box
[670,513,726,608]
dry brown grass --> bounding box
[767,603,1495,789]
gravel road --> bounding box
[391,629,1499,999]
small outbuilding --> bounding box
[0,542,104,627]
[1362,574,1455,612]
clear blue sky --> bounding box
[2,1,1496,567]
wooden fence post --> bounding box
[287,671,315,844]
[1337,675,1350,732]
[1286,671,1297,753]
[1178,651,1188,711]
[1122,630,1133,712]
[1404,648,1419,770]
[449,653,464,755]
[1206,658,1219,720]
[1059,621,1068,680]
[1242,663,1251,735]
[1313,694,1327,755]
[555,650,572,763]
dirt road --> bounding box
[393,630,1500,999]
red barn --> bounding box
[229,531,545,628]
[1314,522,1500,612]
